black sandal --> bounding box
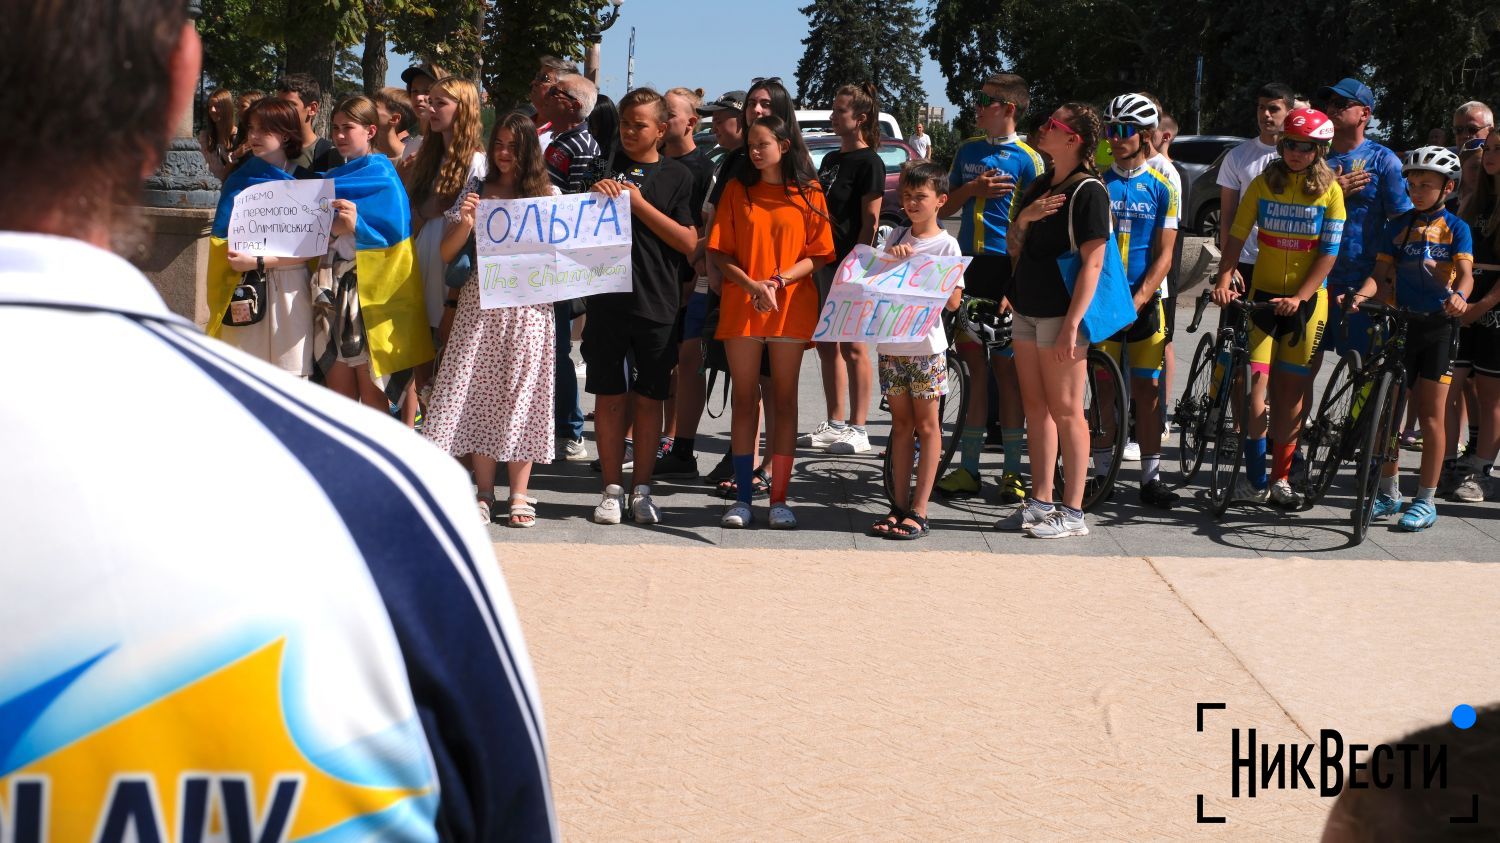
[868,508,905,536]
[717,467,770,498]
[886,513,930,540]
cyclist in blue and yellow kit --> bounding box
[936,72,1045,501]
[1097,93,1181,508]
[1213,108,1346,508]
[1345,146,1473,531]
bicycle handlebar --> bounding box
[1185,287,1305,346]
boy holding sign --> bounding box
[585,88,698,526]
[870,163,964,539]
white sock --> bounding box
[1379,475,1398,496]
[1141,454,1161,486]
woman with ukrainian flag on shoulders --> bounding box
[315,95,435,409]
[208,98,328,376]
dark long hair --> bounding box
[745,77,814,176]
[737,115,827,222]
[589,93,620,166]
[486,111,553,199]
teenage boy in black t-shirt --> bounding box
[585,88,697,527]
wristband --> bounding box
[772,273,787,291]
[1449,289,1468,302]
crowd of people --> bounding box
[197,60,1500,541]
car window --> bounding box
[876,146,910,170]
[807,146,832,170]
[1173,141,1232,166]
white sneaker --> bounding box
[769,503,798,529]
[827,426,871,455]
[558,436,591,461]
[1455,475,1490,503]
[1122,440,1141,462]
[1269,477,1304,508]
[1025,507,1088,538]
[1231,476,1270,504]
[798,421,845,449]
[994,501,1051,531]
[592,484,625,524]
[721,501,753,528]
[630,484,661,524]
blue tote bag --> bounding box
[1056,178,1135,342]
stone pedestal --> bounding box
[137,206,214,328]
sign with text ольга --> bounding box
[813,245,971,343]
[476,192,633,309]
[227,179,335,259]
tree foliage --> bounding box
[795,0,928,131]
[924,0,1500,148]
[484,1,606,110]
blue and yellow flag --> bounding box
[205,157,295,338]
[324,154,435,377]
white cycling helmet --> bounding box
[1104,93,1158,127]
[1402,145,1462,180]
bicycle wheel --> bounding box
[882,351,969,509]
[1351,371,1396,546]
[1175,333,1218,484]
[1207,346,1246,518]
[1301,351,1362,505]
[1056,348,1127,512]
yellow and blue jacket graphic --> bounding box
[1230,172,1346,296]
[1377,208,1474,313]
[206,157,297,338]
[948,136,1044,256]
[322,154,435,378]
[1103,164,1179,293]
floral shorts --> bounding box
[878,352,948,399]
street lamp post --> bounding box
[583,0,626,85]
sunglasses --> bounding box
[1105,123,1140,140]
[1042,116,1079,137]
[1324,96,1358,113]
[976,91,1013,109]
[1280,139,1320,154]
[750,76,782,87]
[547,86,580,106]
[1454,125,1490,137]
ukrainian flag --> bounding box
[206,156,295,337]
[324,154,435,378]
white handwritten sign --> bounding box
[227,178,335,258]
[477,192,633,308]
[812,245,970,342]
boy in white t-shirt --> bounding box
[870,162,964,539]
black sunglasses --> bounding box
[750,76,783,87]
[1280,139,1320,154]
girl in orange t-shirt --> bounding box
[707,115,836,529]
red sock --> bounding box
[1271,440,1296,481]
[770,454,793,503]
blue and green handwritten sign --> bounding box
[477,192,633,309]
[812,245,971,342]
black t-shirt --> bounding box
[305,137,344,174]
[817,147,885,259]
[1011,170,1113,318]
[590,150,695,324]
[674,147,715,228]
[1472,207,1497,302]
[707,148,749,207]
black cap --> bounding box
[697,91,746,116]
[400,62,447,87]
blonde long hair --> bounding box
[406,77,482,207]
[1264,144,1336,197]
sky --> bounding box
[384,0,961,127]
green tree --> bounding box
[924,118,960,171]
[198,0,282,94]
[483,1,604,109]
[794,0,927,132]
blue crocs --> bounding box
[1397,498,1438,532]
[1371,492,1404,521]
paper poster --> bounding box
[476,192,633,308]
[812,245,971,343]
[227,178,335,258]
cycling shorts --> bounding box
[1403,315,1456,387]
[1455,316,1500,377]
[1246,286,1327,376]
[1095,296,1166,380]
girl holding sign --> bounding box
[220,98,334,377]
[708,115,837,529]
[422,112,561,528]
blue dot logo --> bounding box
[1453,704,1477,730]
